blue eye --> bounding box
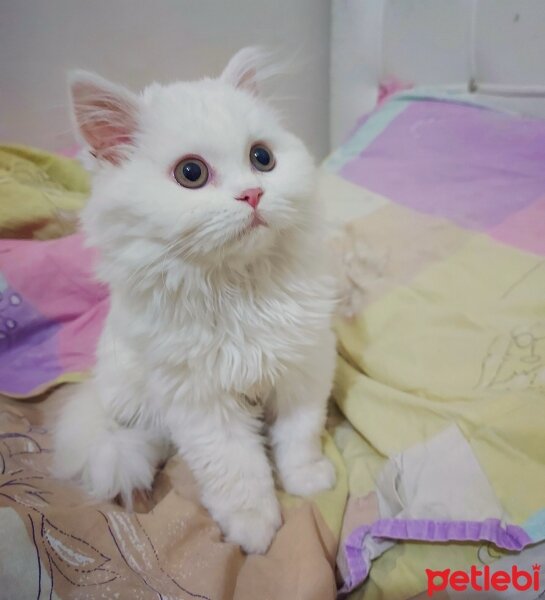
[250,144,275,172]
[173,157,209,188]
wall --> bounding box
[0,0,331,159]
[331,0,545,147]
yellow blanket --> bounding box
[0,145,89,239]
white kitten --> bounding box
[54,48,337,554]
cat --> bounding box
[53,47,337,554]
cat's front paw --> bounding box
[280,456,336,497]
[221,499,282,554]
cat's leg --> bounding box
[270,330,337,497]
[170,399,281,554]
[53,382,166,507]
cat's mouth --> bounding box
[248,212,267,229]
[240,211,267,235]
[231,211,268,244]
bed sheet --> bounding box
[319,92,545,598]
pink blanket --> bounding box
[0,234,107,396]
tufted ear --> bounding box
[69,71,140,164]
[220,46,278,95]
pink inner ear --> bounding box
[95,130,134,164]
[85,137,130,165]
[88,128,134,164]
[237,68,258,93]
[72,80,138,165]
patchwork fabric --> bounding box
[0,234,108,396]
[321,92,545,598]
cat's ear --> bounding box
[220,47,275,95]
[69,71,140,164]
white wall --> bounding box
[331,0,545,147]
[0,0,331,159]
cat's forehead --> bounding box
[139,79,278,152]
[142,78,254,111]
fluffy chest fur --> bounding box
[97,246,335,421]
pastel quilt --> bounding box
[318,92,545,598]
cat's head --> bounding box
[70,48,316,280]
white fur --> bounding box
[54,48,337,554]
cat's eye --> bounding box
[173,157,209,188]
[250,143,275,172]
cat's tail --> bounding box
[52,382,164,507]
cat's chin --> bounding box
[248,212,268,229]
[214,219,280,265]
[237,212,268,238]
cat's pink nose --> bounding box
[236,187,263,209]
